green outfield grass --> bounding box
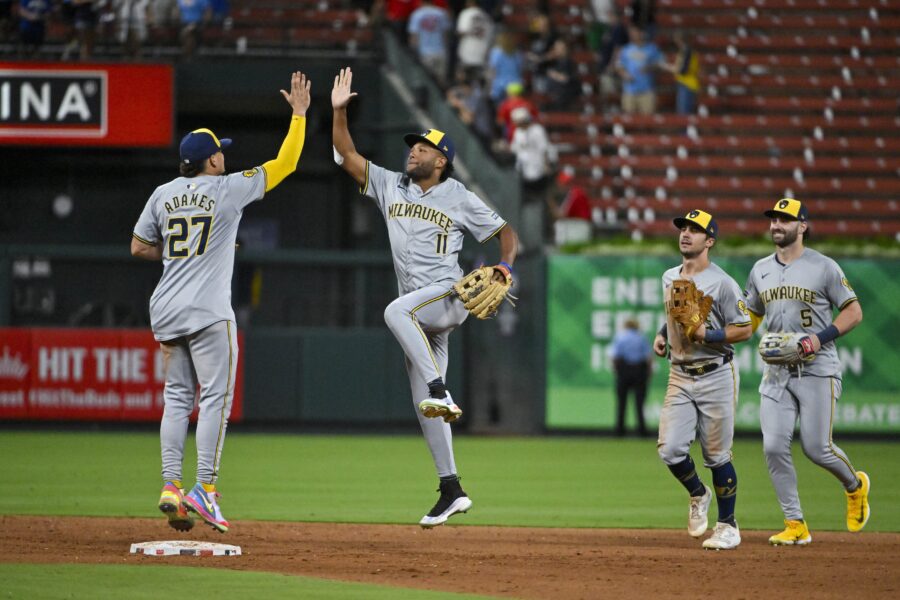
[0,564,494,599]
[3,432,896,599]
[1,431,897,531]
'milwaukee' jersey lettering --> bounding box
[387,202,453,233]
[759,286,818,305]
[132,167,266,341]
[745,248,858,378]
[362,161,506,294]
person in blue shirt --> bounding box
[609,318,652,436]
[18,0,50,56]
[615,25,663,115]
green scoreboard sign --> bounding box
[546,255,900,433]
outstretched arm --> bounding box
[332,67,368,187]
[262,71,311,192]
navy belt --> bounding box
[678,353,733,376]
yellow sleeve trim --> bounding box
[839,297,859,310]
[749,310,764,333]
[360,160,370,196]
[262,115,306,192]
[132,232,156,246]
[731,321,752,327]
[480,222,507,244]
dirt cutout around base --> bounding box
[2,516,898,599]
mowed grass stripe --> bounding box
[0,564,495,600]
[0,432,897,531]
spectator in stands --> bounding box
[408,0,452,85]
[495,81,537,143]
[510,106,557,250]
[446,72,494,143]
[596,5,629,75]
[378,0,419,45]
[662,31,701,115]
[525,12,557,86]
[17,0,50,57]
[487,29,524,104]
[629,0,656,40]
[177,0,210,60]
[60,0,97,61]
[455,0,493,81]
[535,39,580,111]
[113,0,150,60]
[150,0,179,46]
[616,25,663,115]
[551,169,591,223]
[585,0,614,51]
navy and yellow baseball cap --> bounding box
[403,128,456,164]
[673,209,718,238]
[764,198,809,221]
[180,128,232,165]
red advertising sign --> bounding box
[0,62,173,147]
[0,328,243,422]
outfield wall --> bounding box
[545,255,900,434]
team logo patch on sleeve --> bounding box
[841,277,853,291]
[738,300,749,315]
[242,168,258,178]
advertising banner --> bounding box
[546,256,900,433]
[0,328,243,422]
[0,62,173,147]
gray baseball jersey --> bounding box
[133,168,266,341]
[362,161,506,295]
[662,263,752,364]
[744,248,857,380]
[658,262,749,469]
[746,248,859,521]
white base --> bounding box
[130,540,242,557]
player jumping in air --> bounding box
[331,67,518,528]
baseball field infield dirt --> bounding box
[1,516,898,598]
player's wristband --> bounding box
[499,261,514,275]
[704,328,727,344]
[658,323,668,339]
[815,324,840,346]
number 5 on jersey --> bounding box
[167,215,213,258]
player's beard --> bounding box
[772,226,799,247]
[406,159,435,182]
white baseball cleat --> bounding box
[418,392,462,423]
[419,477,472,528]
[703,521,741,550]
[688,485,712,537]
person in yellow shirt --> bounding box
[664,31,701,115]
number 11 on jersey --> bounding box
[435,232,448,254]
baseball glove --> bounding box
[667,279,713,340]
[453,265,515,320]
[758,332,817,366]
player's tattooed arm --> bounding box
[131,236,163,261]
[331,67,367,187]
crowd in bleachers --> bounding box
[2,0,232,60]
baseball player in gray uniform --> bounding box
[131,71,312,533]
[744,198,870,545]
[653,209,752,550]
[330,67,519,528]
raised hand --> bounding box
[332,67,358,110]
[280,71,311,117]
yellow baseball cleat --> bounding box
[846,471,870,532]
[769,519,812,545]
